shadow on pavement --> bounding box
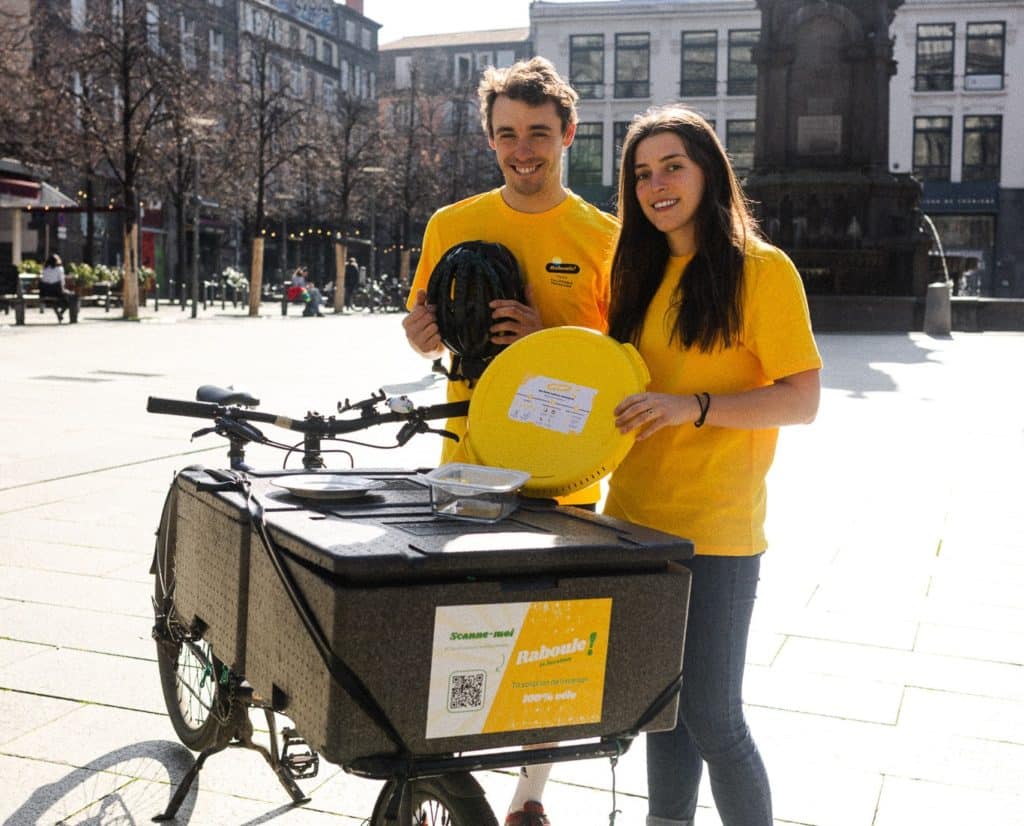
[4,740,197,825]
[819,332,940,397]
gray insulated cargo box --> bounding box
[172,468,693,766]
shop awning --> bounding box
[0,175,41,204]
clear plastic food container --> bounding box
[422,463,531,523]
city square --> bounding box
[1,306,1022,824]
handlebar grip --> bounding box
[147,396,219,419]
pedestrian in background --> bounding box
[39,254,78,324]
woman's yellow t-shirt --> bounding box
[604,240,822,555]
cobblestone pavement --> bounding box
[1,304,1022,825]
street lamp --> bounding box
[360,166,386,284]
[188,117,217,319]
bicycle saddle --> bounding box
[195,385,261,407]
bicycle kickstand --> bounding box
[153,738,231,822]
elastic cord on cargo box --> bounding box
[215,470,411,757]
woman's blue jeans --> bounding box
[646,553,771,826]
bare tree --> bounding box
[317,93,379,309]
[228,15,312,315]
[35,0,180,318]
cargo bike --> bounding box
[147,380,694,824]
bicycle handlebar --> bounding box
[146,395,469,437]
[146,397,220,419]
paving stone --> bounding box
[0,646,164,713]
[915,620,1024,667]
[897,686,1024,745]
[874,776,1024,826]
[0,690,82,747]
[745,664,904,724]
[773,636,1024,700]
[0,536,141,577]
[0,565,151,618]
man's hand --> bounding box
[403,289,445,358]
[489,286,542,344]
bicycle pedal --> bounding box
[281,728,319,779]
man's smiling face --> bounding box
[488,95,575,211]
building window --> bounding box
[496,49,515,68]
[341,59,350,94]
[454,53,472,86]
[615,33,649,98]
[681,30,717,97]
[209,28,224,80]
[305,34,316,58]
[613,120,630,185]
[394,55,411,89]
[179,15,196,71]
[965,22,1005,91]
[70,0,86,31]
[912,116,951,181]
[345,19,356,43]
[726,119,755,172]
[914,23,954,91]
[727,29,758,96]
[146,2,159,52]
[361,26,371,51]
[570,34,604,99]
[322,41,332,66]
[569,122,603,187]
[962,115,1001,182]
[323,80,336,110]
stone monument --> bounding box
[744,0,931,296]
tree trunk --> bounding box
[333,241,347,313]
[400,249,412,292]
[248,236,264,316]
[122,222,139,319]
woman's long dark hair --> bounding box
[608,106,760,351]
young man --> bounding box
[402,57,620,826]
[403,56,619,508]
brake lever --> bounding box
[216,417,267,444]
[191,426,217,441]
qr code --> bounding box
[447,670,486,712]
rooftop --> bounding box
[380,26,530,51]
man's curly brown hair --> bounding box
[478,56,578,138]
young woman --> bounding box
[606,106,822,826]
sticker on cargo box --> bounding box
[507,376,597,434]
[425,598,612,739]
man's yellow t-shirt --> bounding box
[407,188,619,504]
[604,240,822,555]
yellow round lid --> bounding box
[461,326,650,498]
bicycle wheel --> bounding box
[370,774,497,826]
[152,481,241,751]
[350,288,372,312]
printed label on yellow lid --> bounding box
[508,376,598,434]
[425,598,612,738]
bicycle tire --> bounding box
[152,481,241,751]
[369,774,498,826]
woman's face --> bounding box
[633,130,706,257]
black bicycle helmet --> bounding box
[426,240,526,382]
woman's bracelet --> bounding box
[694,392,711,428]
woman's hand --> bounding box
[615,392,700,440]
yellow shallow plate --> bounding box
[462,327,650,498]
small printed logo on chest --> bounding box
[545,257,581,275]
